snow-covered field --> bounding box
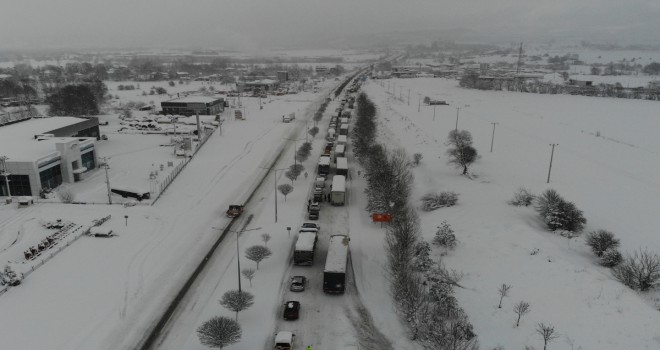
[362,77,660,349]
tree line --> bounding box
[352,92,477,349]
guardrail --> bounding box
[150,127,216,205]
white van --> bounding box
[274,331,295,349]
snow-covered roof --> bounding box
[337,135,347,143]
[340,118,348,123]
[340,124,348,130]
[163,95,221,104]
[246,79,277,85]
[295,231,317,251]
[318,156,330,166]
[324,234,349,273]
[336,157,347,170]
[335,144,345,153]
[275,331,294,343]
[0,117,91,161]
[332,175,346,192]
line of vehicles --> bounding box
[274,75,365,349]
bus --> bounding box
[323,234,350,294]
[110,186,150,201]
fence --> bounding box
[0,223,89,296]
[21,224,88,280]
[150,127,216,205]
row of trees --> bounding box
[196,242,273,348]
[352,92,477,349]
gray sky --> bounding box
[2,0,659,50]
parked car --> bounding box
[283,301,300,320]
[290,276,306,292]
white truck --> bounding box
[331,175,346,206]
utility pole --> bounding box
[260,166,287,222]
[100,157,112,204]
[433,105,437,121]
[285,137,303,167]
[490,122,499,152]
[455,107,460,132]
[547,144,558,183]
[0,156,11,202]
[417,93,421,112]
[407,89,410,105]
[213,226,261,293]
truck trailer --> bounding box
[323,234,350,294]
[331,175,346,206]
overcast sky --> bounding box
[2,0,659,50]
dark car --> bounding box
[290,276,306,292]
[283,301,300,320]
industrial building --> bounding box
[0,117,99,197]
[160,96,225,116]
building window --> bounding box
[39,165,62,191]
[81,151,96,171]
[2,175,32,196]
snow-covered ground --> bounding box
[0,76,342,349]
[362,77,660,349]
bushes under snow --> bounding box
[421,191,458,211]
[534,189,586,233]
[585,230,620,257]
[600,248,623,267]
[508,187,535,206]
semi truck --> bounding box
[323,234,350,294]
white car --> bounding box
[301,222,320,231]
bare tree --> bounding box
[445,130,479,176]
[513,301,531,327]
[612,248,660,291]
[219,289,255,320]
[197,316,241,349]
[277,184,293,201]
[284,170,296,185]
[58,188,76,203]
[261,233,271,247]
[497,284,512,308]
[241,268,256,287]
[536,323,559,350]
[244,245,272,270]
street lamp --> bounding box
[284,137,304,167]
[213,226,261,292]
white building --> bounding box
[0,117,99,197]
